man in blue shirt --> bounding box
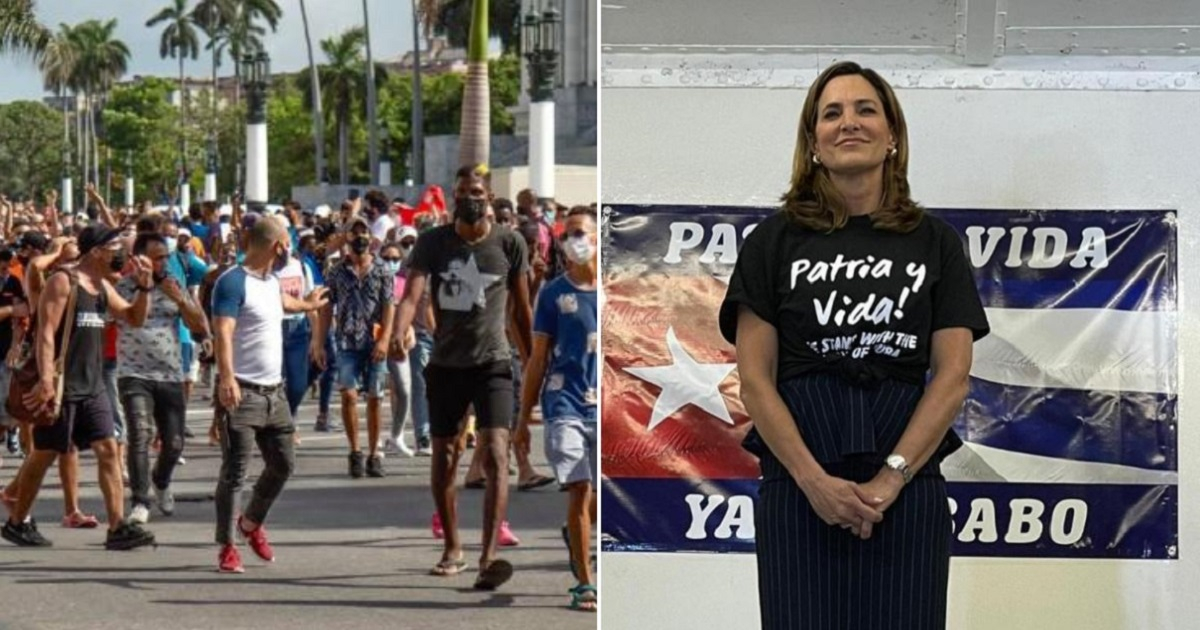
[514,207,598,611]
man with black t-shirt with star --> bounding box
[391,170,533,590]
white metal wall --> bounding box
[601,74,1200,629]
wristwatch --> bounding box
[885,454,913,484]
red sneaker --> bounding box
[237,516,275,562]
[431,512,444,539]
[218,544,244,573]
[498,520,521,547]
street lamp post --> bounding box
[379,120,392,187]
[125,150,134,208]
[205,137,218,202]
[241,52,271,208]
[523,2,561,204]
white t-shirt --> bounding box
[274,256,314,323]
[212,266,284,386]
[371,214,396,245]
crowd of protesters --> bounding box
[0,166,598,611]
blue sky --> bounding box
[1,0,424,103]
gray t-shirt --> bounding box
[408,224,528,368]
[116,277,183,382]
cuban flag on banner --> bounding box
[601,205,1178,559]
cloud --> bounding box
[0,0,419,103]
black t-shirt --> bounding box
[719,211,989,384]
[0,274,25,357]
[408,224,529,368]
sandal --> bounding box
[517,475,555,492]
[463,478,486,490]
[569,584,598,612]
[429,557,467,577]
[473,558,513,591]
[62,511,99,529]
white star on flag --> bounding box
[623,326,737,431]
[440,253,502,309]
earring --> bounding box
[812,153,821,165]
[889,146,898,157]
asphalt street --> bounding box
[0,387,598,630]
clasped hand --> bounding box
[799,471,904,540]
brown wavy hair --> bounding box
[781,61,922,233]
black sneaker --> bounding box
[366,453,385,478]
[349,451,365,478]
[5,430,18,454]
[2,518,52,547]
[104,521,156,551]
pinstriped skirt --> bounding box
[754,375,952,630]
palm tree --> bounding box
[312,27,367,185]
[362,0,379,185]
[38,24,79,194]
[0,0,49,59]
[458,0,489,169]
[69,19,131,186]
[148,0,201,194]
[299,0,327,184]
[191,0,232,120]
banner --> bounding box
[601,205,1178,559]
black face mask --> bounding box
[109,249,127,272]
[455,197,486,225]
[350,235,370,255]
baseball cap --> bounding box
[343,215,370,233]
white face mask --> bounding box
[164,237,178,252]
[565,236,595,264]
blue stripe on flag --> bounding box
[956,377,1177,471]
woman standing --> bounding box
[719,61,990,629]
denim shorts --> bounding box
[336,347,387,399]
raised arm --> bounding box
[105,257,154,327]
[85,183,118,228]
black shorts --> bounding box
[33,394,115,454]
[425,361,513,439]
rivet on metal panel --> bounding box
[661,67,672,76]
[1175,77,1186,87]
[640,74,652,85]
[1137,78,1149,87]
[983,75,994,86]
[1022,75,1035,87]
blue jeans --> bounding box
[336,347,387,399]
[280,317,312,421]
[409,330,434,444]
[318,331,336,415]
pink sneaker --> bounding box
[431,512,444,539]
[498,520,520,547]
[62,511,100,529]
